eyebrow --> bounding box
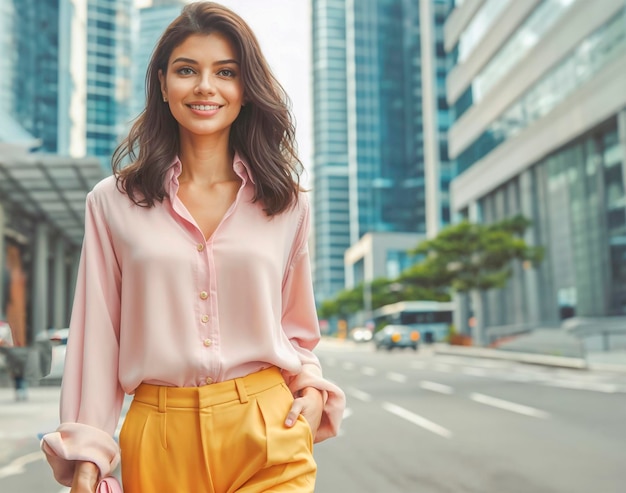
[171,57,240,66]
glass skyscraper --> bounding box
[312,0,351,303]
[1,0,60,152]
[86,0,133,167]
[131,0,186,121]
[312,0,454,303]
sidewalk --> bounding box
[433,328,626,373]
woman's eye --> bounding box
[218,69,235,78]
[177,67,195,76]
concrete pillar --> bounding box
[32,222,49,340]
[53,237,67,329]
[0,203,5,320]
[453,292,469,335]
[519,169,541,326]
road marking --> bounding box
[420,381,454,394]
[386,372,408,383]
[0,451,44,478]
[361,366,377,376]
[343,407,353,419]
[432,363,453,372]
[544,380,618,393]
[346,387,373,402]
[342,362,355,371]
[382,402,452,438]
[409,361,426,369]
[470,393,550,419]
[461,367,488,377]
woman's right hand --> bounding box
[70,461,99,493]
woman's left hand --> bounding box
[284,387,324,436]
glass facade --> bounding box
[478,119,626,326]
[132,2,185,120]
[312,0,351,302]
[456,0,511,63]
[312,0,454,302]
[349,0,454,238]
[457,8,626,173]
[1,0,60,152]
[86,0,133,168]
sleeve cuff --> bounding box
[282,364,346,443]
[40,422,120,487]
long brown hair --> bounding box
[112,1,302,215]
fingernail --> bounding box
[285,418,294,427]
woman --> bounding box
[41,3,345,492]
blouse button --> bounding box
[205,377,213,385]
[200,291,208,300]
[203,338,212,347]
[197,243,205,252]
[201,315,209,323]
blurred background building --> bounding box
[311,0,455,304]
[131,0,187,120]
[446,0,626,336]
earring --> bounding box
[163,96,168,102]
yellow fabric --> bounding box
[119,367,316,493]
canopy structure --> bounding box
[0,146,105,246]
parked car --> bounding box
[41,328,69,382]
[349,327,373,342]
[373,325,420,351]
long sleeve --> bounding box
[41,192,124,486]
[280,198,346,443]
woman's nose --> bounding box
[194,73,215,95]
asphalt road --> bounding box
[1,340,625,492]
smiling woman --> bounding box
[40,3,345,493]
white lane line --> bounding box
[387,372,408,383]
[382,402,452,439]
[544,380,618,393]
[470,393,550,419]
[432,363,453,373]
[409,361,426,369]
[420,381,454,395]
[0,451,44,478]
[461,367,488,377]
[347,387,373,402]
[342,362,355,370]
[361,366,378,376]
[343,407,354,419]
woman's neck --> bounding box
[177,132,237,185]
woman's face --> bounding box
[158,32,244,142]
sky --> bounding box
[135,0,313,182]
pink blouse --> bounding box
[41,155,345,486]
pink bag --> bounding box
[96,477,122,493]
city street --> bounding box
[1,340,626,492]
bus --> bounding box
[372,301,454,343]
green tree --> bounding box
[404,214,543,345]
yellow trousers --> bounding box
[119,367,316,493]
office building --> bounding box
[312,0,454,303]
[445,0,626,334]
[131,0,186,120]
[86,0,134,168]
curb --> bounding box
[433,344,588,370]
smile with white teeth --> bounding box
[189,104,220,111]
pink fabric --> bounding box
[97,477,123,493]
[41,154,345,484]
